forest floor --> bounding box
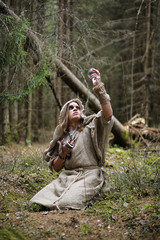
[0,143,160,240]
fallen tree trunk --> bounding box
[55,58,129,146]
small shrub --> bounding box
[106,148,160,197]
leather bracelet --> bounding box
[64,146,72,151]
[58,154,66,160]
[93,82,111,104]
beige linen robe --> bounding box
[29,111,114,210]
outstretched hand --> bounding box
[88,68,101,86]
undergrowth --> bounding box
[105,147,160,198]
[0,144,159,211]
[0,143,160,240]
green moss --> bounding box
[1,190,27,213]
[79,223,96,235]
[28,203,50,212]
[122,129,130,141]
[0,227,32,240]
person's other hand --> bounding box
[60,139,75,158]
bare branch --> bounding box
[78,33,134,63]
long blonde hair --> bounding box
[60,102,84,134]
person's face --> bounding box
[68,102,81,122]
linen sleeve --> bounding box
[43,125,63,162]
[47,142,60,171]
[88,111,114,166]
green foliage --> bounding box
[0,15,28,67]
[105,147,160,197]
[28,59,51,88]
[0,145,56,213]
[0,15,53,105]
[0,58,51,103]
[0,145,63,212]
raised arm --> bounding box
[89,68,113,121]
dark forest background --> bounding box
[0,0,160,145]
[0,2,160,239]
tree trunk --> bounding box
[25,93,32,146]
[33,0,46,140]
[144,0,151,126]
[10,100,18,142]
[1,69,10,144]
[34,89,39,142]
[17,100,25,143]
[56,0,73,123]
